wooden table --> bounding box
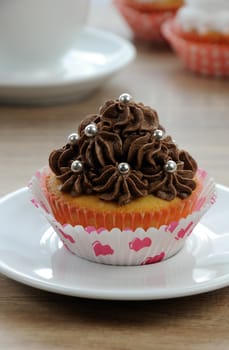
[0,1,229,349]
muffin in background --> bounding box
[30,94,215,265]
[114,0,183,43]
[162,0,229,77]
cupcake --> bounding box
[162,0,229,77]
[114,0,183,42]
[30,94,215,265]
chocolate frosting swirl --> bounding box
[49,97,197,204]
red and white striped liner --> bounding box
[114,0,177,43]
[162,19,229,77]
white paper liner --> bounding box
[29,168,216,266]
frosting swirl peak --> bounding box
[49,95,197,205]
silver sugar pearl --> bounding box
[153,129,164,140]
[71,160,83,173]
[118,162,130,174]
[67,133,79,145]
[119,93,132,104]
[84,123,97,137]
[164,160,177,173]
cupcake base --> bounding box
[162,19,229,77]
[114,0,178,43]
[44,171,203,231]
[29,167,215,266]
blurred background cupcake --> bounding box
[114,0,184,43]
[162,0,229,77]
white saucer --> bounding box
[0,185,229,300]
[0,27,135,104]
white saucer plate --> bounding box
[0,27,135,104]
[0,185,229,300]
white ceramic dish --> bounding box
[0,27,136,104]
[0,185,229,300]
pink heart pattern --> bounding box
[165,221,179,233]
[141,252,165,265]
[129,237,152,251]
[92,241,114,257]
[57,228,76,244]
[175,221,194,240]
[85,226,106,234]
[31,198,39,208]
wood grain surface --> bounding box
[0,1,229,349]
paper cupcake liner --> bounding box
[114,0,177,42]
[162,20,229,77]
[29,168,215,266]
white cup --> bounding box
[0,0,89,71]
